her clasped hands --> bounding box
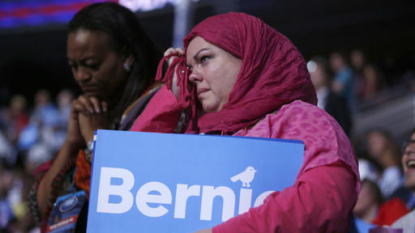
[66,95,109,151]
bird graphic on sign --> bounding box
[230,166,257,187]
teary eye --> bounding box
[68,62,78,71]
[200,56,210,63]
[86,62,99,70]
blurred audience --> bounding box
[308,56,352,136]
[56,89,74,129]
[329,51,356,110]
[0,89,72,233]
[351,49,366,76]
[366,129,404,199]
[360,63,387,101]
[353,159,408,232]
[7,95,30,145]
[18,89,66,169]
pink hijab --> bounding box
[158,12,317,134]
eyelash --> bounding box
[86,63,99,70]
[200,56,210,63]
[69,63,77,71]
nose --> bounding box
[74,66,91,84]
[188,68,202,84]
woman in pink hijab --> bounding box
[132,12,360,233]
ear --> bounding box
[124,54,135,67]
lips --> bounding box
[405,160,415,175]
[81,85,100,94]
[197,88,209,97]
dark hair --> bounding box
[68,2,162,126]
[361,179,384,204]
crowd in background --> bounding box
[0,89,74,233]
[0,46,414,232]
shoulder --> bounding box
[245,100,347,149]
[268,100,340,137]
[255,100,358,179]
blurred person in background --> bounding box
[366,129,404,199]
[308,56,352,136]
[7,95,30,145]
[1,162,39,233]
[0,165,15,233]
[0,95,29,167]
[353,178,408,229]
[31,89,61,130]
[351,49,366,77]
[17,89,61,155]
[400,53,415,92]
[353,160,379,232]
[16,90,62,176]
[360,63,387,101]
[0,130,15,167]
[391,128,415,232]
[353,158,408,231]
[350,49,367,102]
[56,89,74,129]
[330,51,356,111]
[28,2,162,232]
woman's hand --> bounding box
[65,95,108,149]
[164,47,185,100]
[65,95,89,151]
[76,96,109,144]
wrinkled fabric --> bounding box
[183,12,317,134]
[214,100,359,233]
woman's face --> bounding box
[367,131,389,158]
[67,29,129,104]
[186,36,242,113]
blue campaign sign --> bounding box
[87,130,304,233]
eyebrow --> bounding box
[67,56,97,63]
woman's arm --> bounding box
[36,95,108,215]
[130,85,183,133]
[36,141,80,215]
[212,162,357,233]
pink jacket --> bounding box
[131,86,360,233]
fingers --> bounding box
[164,47,184,56]
[101,101,108,113]
[164,47,185,65]
[72,95,108,116]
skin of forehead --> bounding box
[74,29,92,44]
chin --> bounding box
[404,178,415,191]
[202,106,220,113]
[201,102,218,113]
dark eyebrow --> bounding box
[193,48,209,61]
